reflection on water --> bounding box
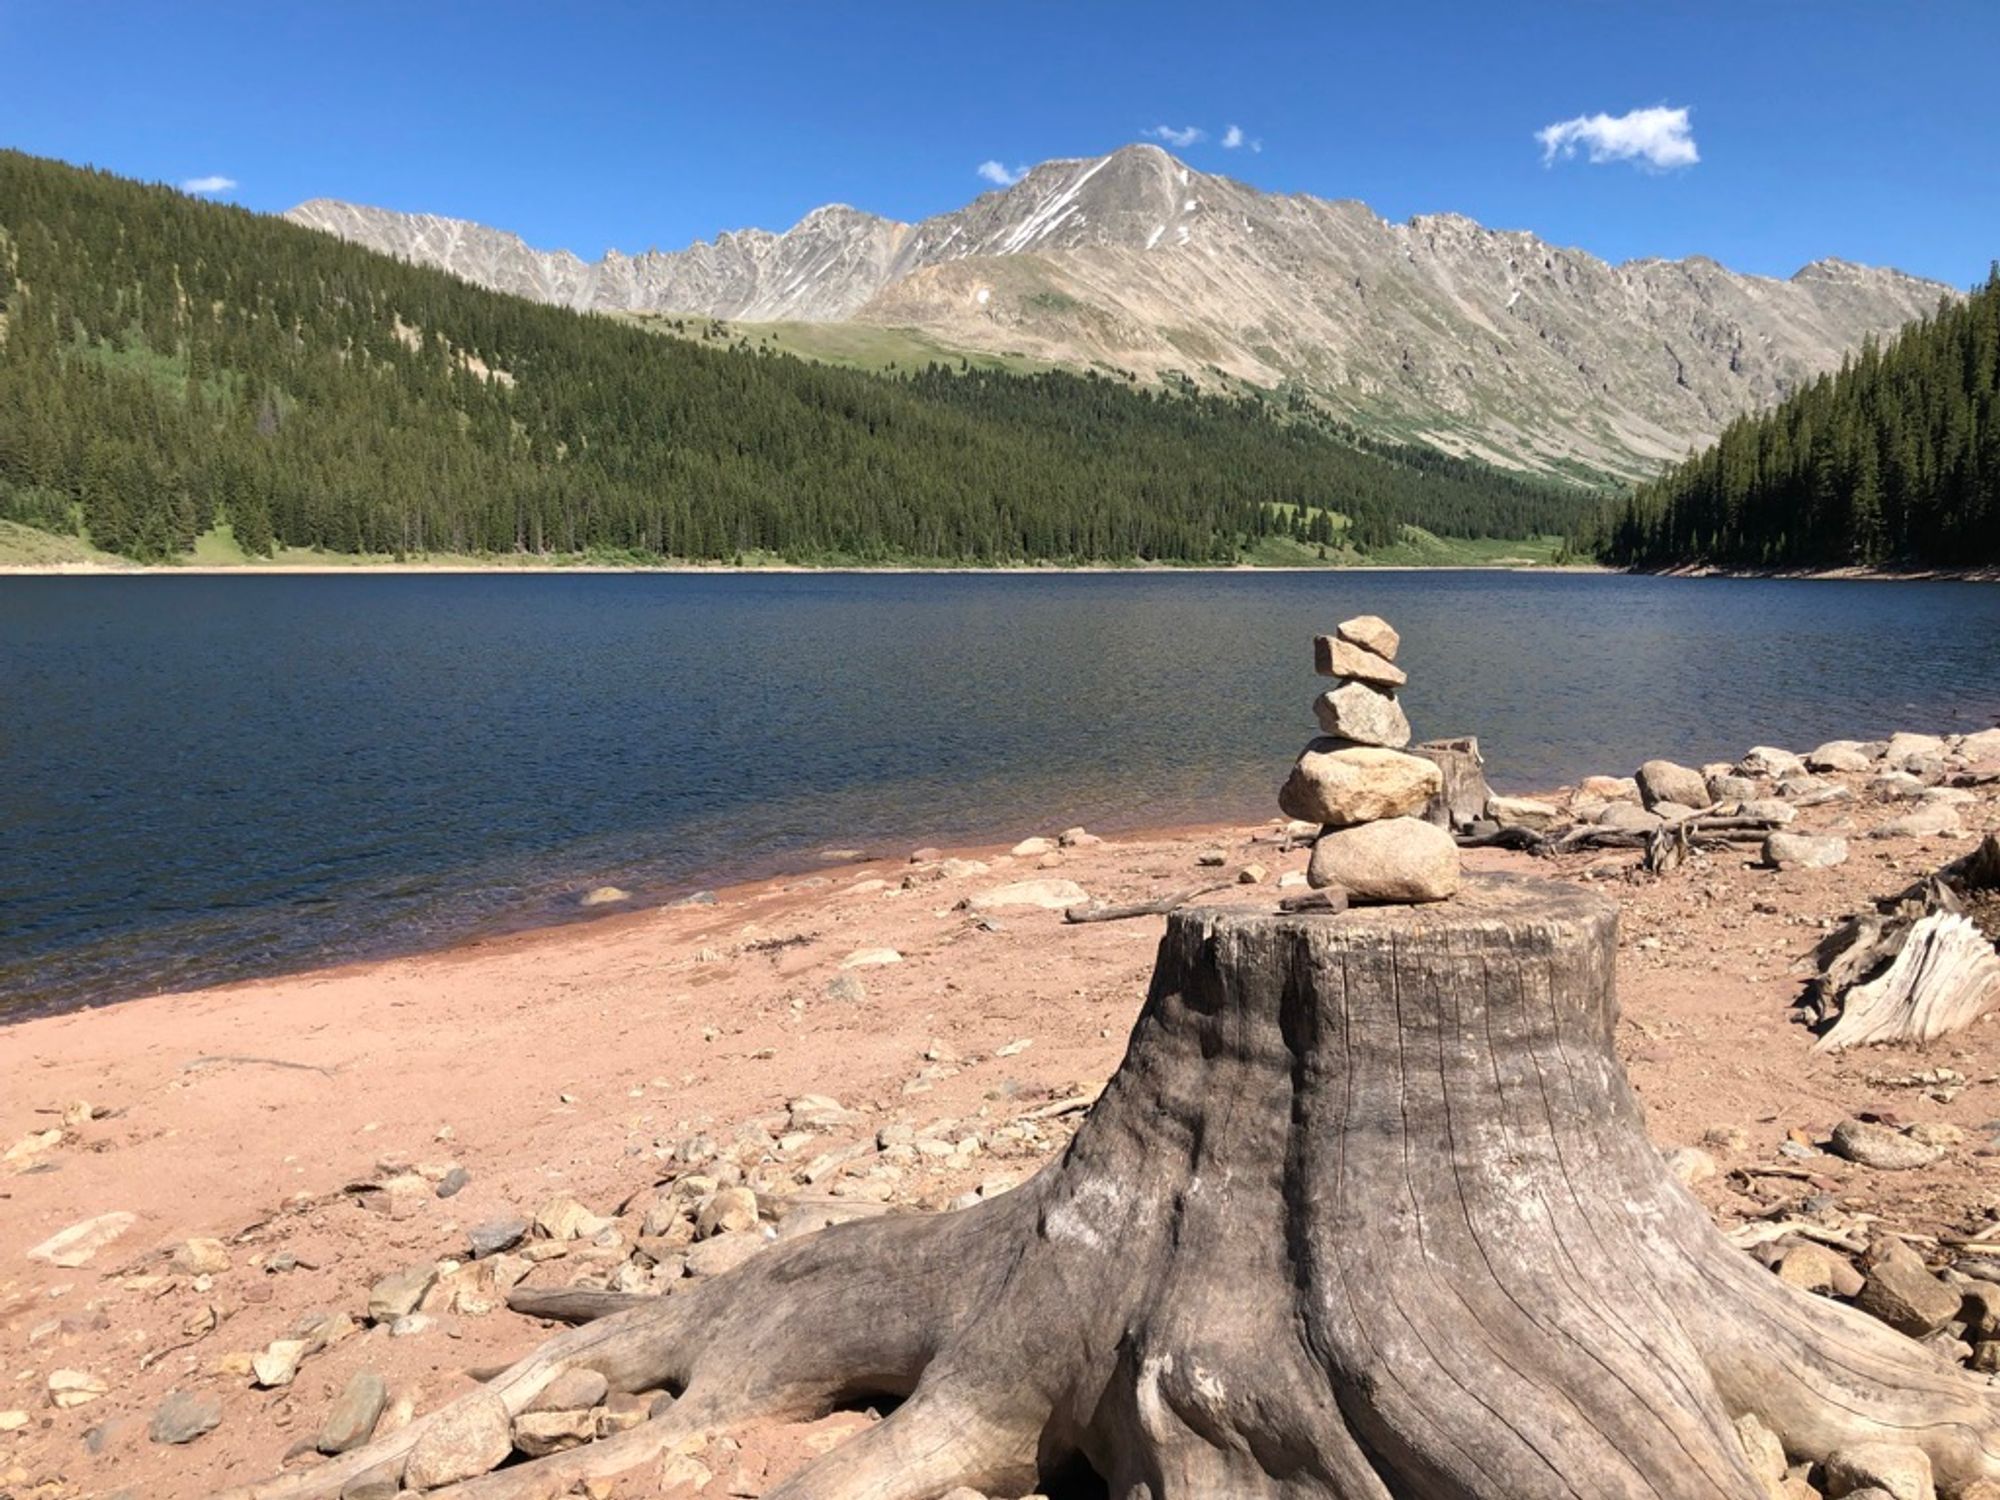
[3,570,1998,1015]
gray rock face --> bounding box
[1634,760,1711,811]
[1311,681,1410,748]
[468,1218,529,1259]
[1279,743,1442,827]
[285,145,1953,480]
[1306,817,1460,903]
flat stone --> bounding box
[825,974,866,1002]
[1312,634,1406,687]
[1579,775,1640,801]
[1486,795,1563,831]
[1733,799,1796,824]
[1707,774,1761,803]
[535,1197,608,1241]
[1823,1441,1936,1500]
[404,1388,513,1490]
[1809,740,1876,773]
[513,1407,596,1456]
[1307,817,1459,904]
[683,1230,767,1278]
[1634,760,1711,811]
[1764,832,1848,870]
[527,1368,609,1414]
[1883,732,1948,767]
[1597,802,1663,832]
[170,1237,231,1275]
[1855,1237,1960,1337]
[367,1263,438,1323]
[27,1211,136,1268]
[317,1369,388,1454]
[1009,836,1056,857]
[146,1389,221,1445]
[1312,680,1410,748]
[839,946,903,967]
[1279,742,1442,827]
[1830,1119,1943,1171]
[1960,726,2000,763]
[578,885,629,906]
[1871,804,1963,838]
[467,1217,529,1259]
[1739,746,1807,778]
[47,1369,107,1409]
[965,879,1088,912]
[1335,614,1401,661]
[1650,801,1702,822]
[1059,827,1101,846]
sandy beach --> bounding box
[4,764,2000,1497]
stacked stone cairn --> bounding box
[1277,616,1462,904]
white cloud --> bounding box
[181,174,239,194]
[1144,124,1205,148]
[1220,124,1261,153]
[977,160,1028,187]
[1536,106,1698,170]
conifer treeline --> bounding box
[0,151,1587,564]
[1588,269,2000,569]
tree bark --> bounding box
[222,876,2000,1500]
[1412,735,1491,831]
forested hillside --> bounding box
[1591,269,1999,570]
[0,150,1586,566]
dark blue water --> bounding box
[4,570,1999,1016]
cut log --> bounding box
[1412,734,1491,830]
[219,877,2000,1500]
[1814,912,2000,1052]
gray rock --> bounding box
[1961,726,2000,764]
[825,974,866,1002]
[526,1368,609,1414]
[148,1390,221,1446]
[1706,774,1761,803]
[1485,795,1564,831]
[1634,759,1711,811]
[435,1166,470,1199]
[1763,832,1848,870]
[1822,1440,1936,1500]
[1279,742,1442,827]
[1830,1119,1944,1171]
[1732,798,1796,824]
[1855,1237,1959,1337]
[1312,680,1410,748]
[1883,731,1949,767]
[468,1217,530,1259]
[1649,800,1702,822]
[1307,817,1460,903]
[684,1230,768,1278]
[512,1407,595,1456]
[1312,634,1407,687]
[1871,803,1963,838]
[1739,745,1807,778]
[1597,802,1663,832]
[1335,614,1401,661]
[1809,740,1876,773]
[366,1263,438,1324]
[317,1370,387,1455]
[403,1388,513,1489]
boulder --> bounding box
[1312,635,1406,688]
[965,879,1088,912]
[1707,774,1762,804]
[1579,774,1641,801]
[1634,760,1711,811]
[1485,795,1564,832]
[1830,1119,1943,1171]
[1739,746,1806,778]
[1279,742,1442,828]
[1335,614,1401,660]
[1822,1441,1936,1500]
[317,1370,387,1455]
[403,1388,513,1490]
[1312,680,1411,748]
[1775,1242,1863,1297]
[1809,741,1876,773]
[1009,836,1056,857]
[1883,732,1948,767]
[1762,833,1848,871]
[1854,1237,1960,1337]
[1870,804,1963,839]
[1306,818,1459,903]
[1960,726,2000,764]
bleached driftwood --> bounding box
[1814,912,2000,1052]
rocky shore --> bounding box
[3,722,2000,1498]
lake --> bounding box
[3,569,1998,1016]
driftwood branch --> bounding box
[1063,883,1232,924]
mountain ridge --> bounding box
[286,144,1955,479]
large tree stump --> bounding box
[223,877,2000,1500]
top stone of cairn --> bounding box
[1313,619,1406,687]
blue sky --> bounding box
[4,1,1995,288]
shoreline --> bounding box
[0,560,1590,578]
